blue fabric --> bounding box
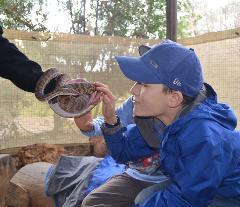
[44,156,126,207]
[209,195,240,207]
[85,155,126,194]
[44,165,58,207]
[45,156,103,207]
[134,183,240,207]
[126,168,169,184]
[104,125,158,164]
[116,39,203,97]
[81,96,134,137]
[104,84,240,207]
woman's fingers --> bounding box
[74,112,93,131]
[102,94,112,104]
[94,82,108,88]
[102,94,116,119]
[96,86,115,101]
[89,91,102,105]
[93,83,116,121]
[92,92,102,104]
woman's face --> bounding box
[130,82,169,117]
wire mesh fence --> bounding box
[0,28,239,150]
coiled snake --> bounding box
[34,68,97,118]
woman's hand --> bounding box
[95,82,117,125]
[74,112,94,131]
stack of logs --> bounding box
[1,137,107,207]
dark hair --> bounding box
[162,85,195,106]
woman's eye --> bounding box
[136,82,147,88]
[136,82,142,85]
[141,83,147,87]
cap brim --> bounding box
[115,56,160,83]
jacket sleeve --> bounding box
[0,26,43,92]
[137,135,230,207]
[81,96,134,137]
[103,124,157,164]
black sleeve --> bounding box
[0,26,44,92]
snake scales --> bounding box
[34,68,97,118]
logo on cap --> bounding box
[149,60,159,69]
[173,78,182,86]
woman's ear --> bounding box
[168,91,183,108]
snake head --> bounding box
[35,70,99,118]
[48,78,99,118]
[65,78,96,94]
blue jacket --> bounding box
[104,84,240,207]
[104,124,159,163]
[81,96,134,137]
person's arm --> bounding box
[79,96,134,137]
[135,126,230,207]
[0,26,44,92]
[101,124,157,164]
[79,115,105,137]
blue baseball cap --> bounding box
[116,39,203,97]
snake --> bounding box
[34,68,97,118]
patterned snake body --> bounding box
[35,68,96,117]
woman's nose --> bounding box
[130,82,140,96]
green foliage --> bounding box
[96,0,133,36]
[94,0,192,39]
[0,0,48,31]
[96,0,166,39]
[177,0,202,37]
[131,0,166,39]
[0,0,196,38]
[57,0,89,34]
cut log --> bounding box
[13,143,93,169]
[13,143,65,169]
[6,162,54,207]
[89,136,107,157]
[0,154,16,207]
